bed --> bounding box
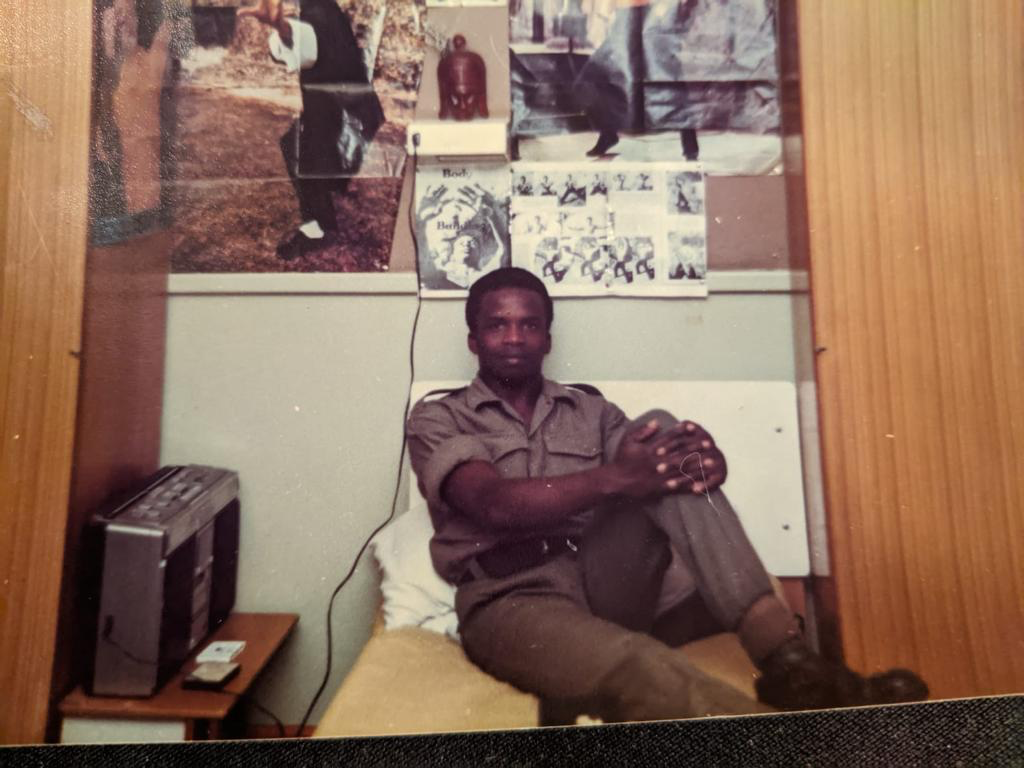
[315,380,809,737]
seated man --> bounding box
[407,267,927,723]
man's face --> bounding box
[468,287,551,384]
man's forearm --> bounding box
[470,465,628,531]
[441,419,716,532]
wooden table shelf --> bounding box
[60,612,298,742]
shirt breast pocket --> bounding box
[481,433,530,478]
[544,435,604,477]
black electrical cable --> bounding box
[295,135,425,737]
[100,630,161,668]
[244,695,288,738]
[206,688,288,739]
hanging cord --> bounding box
[295,136,425,737]
[205,688,288,739]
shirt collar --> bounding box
[466,375,579,411]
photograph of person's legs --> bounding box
[277,118,350,260]
[510,0,778,169]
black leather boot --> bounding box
[755,639,928,710]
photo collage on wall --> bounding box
[87,0,779,280]
[408,0,780,297]
[414,161,706,297]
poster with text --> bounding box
[414,162,512,294]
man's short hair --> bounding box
[465,267,554,332]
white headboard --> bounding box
[409,380,810,577]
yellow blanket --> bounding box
[315,620,761,737]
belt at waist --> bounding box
[459,535,581,585]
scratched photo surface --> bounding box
[71,0,803,746]
[10,0,1021,753]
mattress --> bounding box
[315,617,761,737]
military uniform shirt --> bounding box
[406,376,629,583]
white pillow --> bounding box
[370,502,459,640]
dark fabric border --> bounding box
[4,695,1022,767]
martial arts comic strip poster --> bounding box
[510,162,708,297]
[414,163,512,295]
[162,0,425,273]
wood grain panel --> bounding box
[0,1,93,745]
[798,0,1024,698]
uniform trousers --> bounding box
[454,410,784,723]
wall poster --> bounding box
[168,0,426,273]
[413,162,512,295]
[510,161,707,296]
[413,160,707,298]
[509,0,780,172]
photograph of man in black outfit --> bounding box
[407,267,928,724]
[241,0,384,261]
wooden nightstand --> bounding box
[59,612,298,743]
